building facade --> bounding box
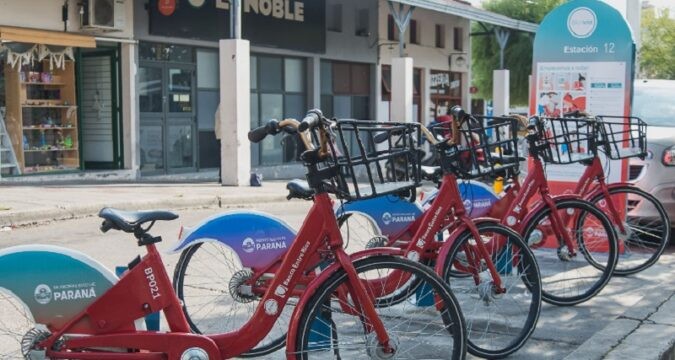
[0,0,535,182]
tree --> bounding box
[640,8,675,79]
[471,0,563,105]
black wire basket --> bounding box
[430,116,520,179]
[596,115,647,160]
[323,120,422,201]
[536,117,596,164]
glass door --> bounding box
[139,62,196,174]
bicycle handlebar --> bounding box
[298,109,323,132]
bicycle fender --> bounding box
[285,249,404,357]
[169,210,297,270]
[433,218,501,275]
[334,195,423,238]
[0,245,122,333]
[423,181,499,218]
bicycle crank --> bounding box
[366,236,388,249]
[21,327,50,360]
[229,269,256,303]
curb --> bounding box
[563,277,675,360]
[0,194,289,227]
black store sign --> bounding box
[149,0,326,53]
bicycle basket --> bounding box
[430,116,520,179]
[324,120,422,201]
[596,115,647,160]
[536,117,595,164]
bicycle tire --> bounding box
[291,255,467,359]
[442,222,541,359]
[0,292,38,359]
[522,198,618,306]
[582,186,670,275]
[173,242,288,358]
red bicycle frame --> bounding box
[40,193,395,359]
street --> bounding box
[0,200,673,359]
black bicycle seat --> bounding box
[99,208,178,233]
[286,179,314,200]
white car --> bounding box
[629,79,675,235]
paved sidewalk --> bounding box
[0,182,290,226]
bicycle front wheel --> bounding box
[173,242,291,357]
[442,223,541,359]
[523,198,618,306]
[291,255,466,359]
[584,186,670,275]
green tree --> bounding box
[640,8,675,79]
[471,0,563,105]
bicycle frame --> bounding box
[38,193,396,359]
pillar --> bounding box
[120,42,139,176]
[493,69,510,116]
[391,57,414,123]
[219,39,251,186]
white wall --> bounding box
[377,0,471,123]
[0,0,134,39]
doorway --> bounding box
[80,47,123,169]
[139,62,196,174]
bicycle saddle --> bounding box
[98,208,178,233]
[286,179,314,200]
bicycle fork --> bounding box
[462,218,506,293]
[334,249,395,354]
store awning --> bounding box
[0,26,96,48]
[389,0,538,32]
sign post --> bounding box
[530,0,635,190]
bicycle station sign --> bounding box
[530,0,635,186]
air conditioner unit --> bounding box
[82,0,126,32]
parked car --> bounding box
[629,79,675,236]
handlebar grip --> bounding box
[373,131,391,144]
[450,105,467,120]
[527,116,540,130]
[248,125,270,143]
[100,220,113,233]
[248,119,280,143]
[298,109,323,132]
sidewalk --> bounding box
[0,182,291,226]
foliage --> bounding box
[471,0,563,105]
[640,8,675,79]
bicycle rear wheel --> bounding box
[442,223,541,359]
[291,255,466,359]
[173,242,291,357]
[584,186,670,275]
[0,292,36,359]
[523,198,618,306]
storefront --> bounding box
[136,0,378,177]
[0,0,134,179]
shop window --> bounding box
[409,20,419,45]
[139,67,163,113]
[387,15,399,41]
[250,55,307,166]
[140,43,194,63]
[259,57,283,91]
[435,24,445,48]
[430,70,463,121]
[284,58,305,93]
[454,27,464,51]
[321,61,371,121]
[355,8,370,36]
[327,3,343,32]
[196,50,219,90]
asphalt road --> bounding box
[0,200,673,359]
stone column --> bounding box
[493,69,510,116]
[391,57,414,123]
[219,39,251,186]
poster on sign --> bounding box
[529,0,635,251]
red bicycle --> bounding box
[0,112,466,359]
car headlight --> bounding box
[663,146,675,166]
